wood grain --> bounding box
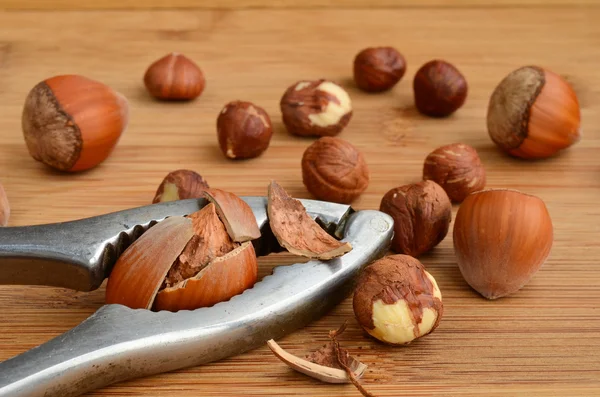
[0,6,599,397]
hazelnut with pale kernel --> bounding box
[353,255,443,345]
[280,79,353,137]
[423,143,486,202]
[302,137,369,204]
[413,60,467,117]
[353,47,406,92]
[153,170,209,203]
[217,101,273,160]
[144,53,205,101]
[380,180,452,257]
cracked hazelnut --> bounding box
[453,189,553,299]
[353,255,443,345]
[302,137,369,204]
[153,169,209,203]
[379,181,452,257]
[22,75,129,172]
[0,182,9,227]
[413,60,467,117]
[423,143,486,202]
[353,47,406,92]
[144,53,205,101]
[217,101,273,159]
[280,79,352,137]
[487,66,581,159]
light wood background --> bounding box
[0,3,599,397]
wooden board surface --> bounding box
[0,6,599,397]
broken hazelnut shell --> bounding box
[302,137,369,204]
[353,47,406,92]
[217,101,273,160]
[204,188,261,242]
[22,75,129,172]
[453,189,554,299]
[413,60,467,117]
[0,182,9,227]
[152,169,209,204]
[144,53,205,101]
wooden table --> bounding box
[0,1,598,396]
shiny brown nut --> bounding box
[0,182,9,227]
[353,47,406,92]
[379,180,452,257]
[280,79,352,137]
[302,137,369,204]
[217,101,273,160]
[144,53,205,101]
[353,255,443,345]
[423,143,486,202]
[413,60,468,117]
[153,169,209,204]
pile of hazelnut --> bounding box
[5,45,581,364]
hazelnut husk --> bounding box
[379,180,452,257]
[280,79,352,137]
[487,66,581,159]
[0,182,9,227]
[153,169,209,203]
[423,143,486,202]
[453,189,553,299]
[144,53,205,101]
[353,255,443,345]
[22,75,129,172]
[217,101,273,160]
[353,47,406,92]
[413,60,467,117]
[302,137,369,204]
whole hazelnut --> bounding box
[217,101,273,160]
[487,66,581,159]
[453,189,553,299]
[144,53,205,101]
[301,137,369,204]
[22,75,129,172]
[379,181,451,257]
[0,182,9,227]
[280,79,352,137]
[423,143,486,202]
[353,47,406,92]
[353,255,443,345]
[413,60,468,117]
[153,170,209,203]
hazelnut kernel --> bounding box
[280,79,352,137]
[379,180,451,257]
[413,60,468,117]
[144,53,205,101]
[301,137,369,204]
[217,101,273,160]
[423,143,486,202]
[353,255,443,345]
[353,47,406,92]
[153,170,209,204]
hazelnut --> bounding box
[217,101,273,160]
[413,60,468,117]
[353,255,443,345]
[22,75,129,172]
[144,53,205,101]
[0,182,9,227]
[487,66,581,159]
[379,180,451,257]
[423,143,486,202]
[153,169,209,204]
[453,189,553,299]
[353,47,406,92]
[301,137,369,204]
[280,79,352,137]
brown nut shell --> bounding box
[423,143,486,202]
[204,188,261,242]
[379,181,452,257]
[453,189,554,299]
[144,53,205,101]
[267,180,352,259]
[105,217,195,309]
[217,101,273,160]
[413,60,467,117]
[302,137,369,204]
[0,183,9,227]
[22,75,129,172]
[487,66,581,159]
[280,79,352,137]
[353,47,406,92]
[153,169,209,203]
[153,242,258,312]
